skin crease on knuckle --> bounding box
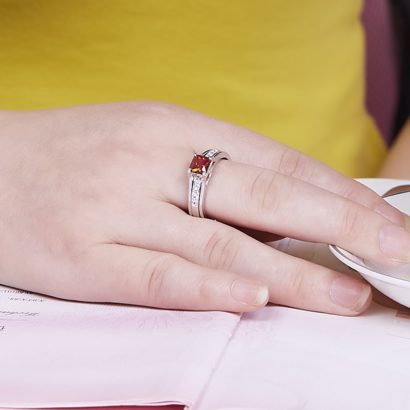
[337,203,364,245]
[247,169,282,222]
[203,228,239,272]
[277,147,308,180]
[144,255,178,305]
[270,264,311,306]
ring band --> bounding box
[187,149,231,218]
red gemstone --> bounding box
[190,155,211,174]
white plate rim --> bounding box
[329,244,410,288]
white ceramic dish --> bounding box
[329,191,410,308]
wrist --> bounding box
[0,109,12,122]
[0,110,18,137]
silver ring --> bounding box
[187,149,231,218]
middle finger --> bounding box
[168,160,410,268]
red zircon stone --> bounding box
[190,155,211,174]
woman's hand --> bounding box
[0,102,408,315]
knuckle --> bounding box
[204,227,239,271]
[97,102,179,159]
[247,169,281,219]
[337,181,362,202]
[338,204,362,240]
[145,255,177,300]
[277,147,307,179]
[279,266,311,302]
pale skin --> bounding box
[371,117,410,310]
[1,102,410,316]
[379,118,410,178]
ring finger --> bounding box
[164,160,410,268]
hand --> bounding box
[0,102,408,315]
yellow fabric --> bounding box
[0,0,385,177]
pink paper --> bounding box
[0,287,239,408]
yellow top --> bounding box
[0,0,385,176]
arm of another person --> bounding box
[379,118,410,178]
[374,118,410,309]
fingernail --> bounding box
[375,202,405,225]
[330,276,371,311]
[231,280,269,306]
[379,224,410,262]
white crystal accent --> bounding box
[191,174,204,208]
[205,149,218,157]
[191,176,201,207]
[192,179,202,192]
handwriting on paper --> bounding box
[0,310,39,317]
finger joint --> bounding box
[277,148,307,179]
[338,204,363,241]
[145,255,177,301]
[248,169,281,220]
[204,228,239,271]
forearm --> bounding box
[379,118,410,179]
